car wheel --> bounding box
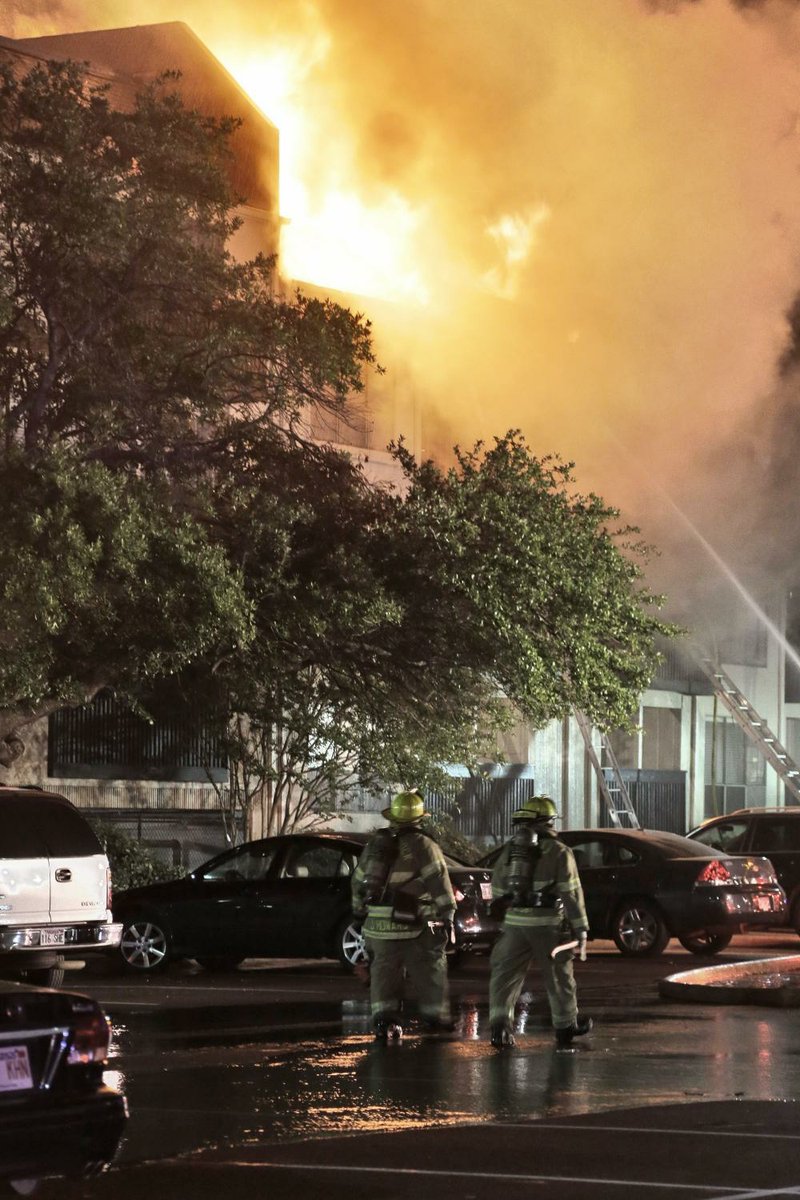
[20,955,65,989]
[336,918,366,971]
[119,915,171,971]
[611,899,670,957]
[195,956,244,972]
[677,931,733,956]
[3,1179,40,1196]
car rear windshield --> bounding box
[640,831,724,859]
[0,796,102,857]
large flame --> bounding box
[216,35,546,308]
[221,43,434,303]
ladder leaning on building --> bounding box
[694,655,800,805]
[574,709,641,829]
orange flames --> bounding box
[219,42,434,303]
[216,37,544,309]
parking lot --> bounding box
[22,933,800,1199]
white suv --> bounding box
[0,786,122,987]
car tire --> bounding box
[677,932,733,955]
[119,914,171,972]
[336,918,366,971]
[195,956,244,972]
[3,1179,40,1196]
[20,955,65,989]
[611,899,670,957]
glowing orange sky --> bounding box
[8,0,800,568]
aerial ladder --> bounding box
[693,654,800,804]
[574,709,640,829]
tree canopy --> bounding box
[0,57,375,764]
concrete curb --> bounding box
[659,953,800,1005]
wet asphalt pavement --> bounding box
[26,935,800,1198]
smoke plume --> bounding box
[7,0,800,610]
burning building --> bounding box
[2,14,800,866]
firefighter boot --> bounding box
[555,1016,593,1048]
[490,1022,516,1049]
[374,1017,403,1043]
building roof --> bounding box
[5,22,278,221]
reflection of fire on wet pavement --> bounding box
[661,954,800,1004]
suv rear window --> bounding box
[751,818,800,853]
[690,821,749,854]
[0,795,102,857]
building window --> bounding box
[704,719,765,817]
[48,690,227,783]
[642,708,681,770]
[605,726,638,769]
[605,707,681,771]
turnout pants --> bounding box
[365,926,451,1024]
[489,922,578,1031]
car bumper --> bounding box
[677,889,786,933]
[0,923,123,956]
[454,910,500,952]
[0,1086,128,1182]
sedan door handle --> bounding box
[54,868,72,883]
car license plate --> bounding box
[0,1046,33,1092]
[755,895,773,912]
[480,882,492,901]
[39,928,65,946]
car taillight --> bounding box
[454,888,466,903]
[696,860,732,885]
[67,1009,111,1065]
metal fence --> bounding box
[89,808,235,873]
[48,690,227,782]
[602,769,686,834]
[425,777,535,844]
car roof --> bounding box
[561,828,723,858]
[0,785,74,806]
[281,831,369,844]
[696,809,799,823]
[217,830,476,869]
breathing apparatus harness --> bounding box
[362,827,400,905]
[505,822,559,909]
[364,825,433,918]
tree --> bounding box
[383,432,671,734]
[0,57,376,765]
[190,431,670,838]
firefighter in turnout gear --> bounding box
[351,791,456,1040]
[489,795,592,1049]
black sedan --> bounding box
[559,828,786,956]
[0,981,127,1193]
[114,832,497,973]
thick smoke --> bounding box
[7,0,800,613]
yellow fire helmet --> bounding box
[382,791,428,823]
[511,795,558,823]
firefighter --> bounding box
[488,795,592,1049]
[351,791,456,1040]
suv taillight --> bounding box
[696,860,732,885]
[67,1009,111,1065]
